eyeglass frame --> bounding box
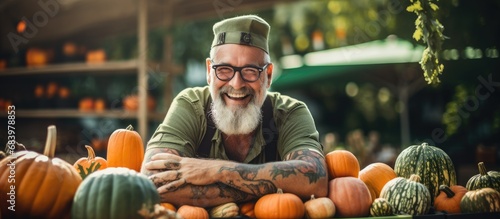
[210,60,270,82]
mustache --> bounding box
[219,86,254,96]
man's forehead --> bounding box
[213,44,266,64]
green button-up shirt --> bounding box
[147,86,322,164]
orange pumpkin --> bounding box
[177,205,209,219]
[328,176,372,217]
[254,188,305,219]
[79,97,94,112]
[325,149,360,179]
[160,202,177,212]
[106,125,144,172]
[91,137,108,152]
[239,201,256,218]
[73,145,108,179]
[0,126,82,219]
[434,185,468,213]
[86,49,106,63]
[26,48,49,66]
[123,94,156,112]
[304,194,336,219]
[94,98,106,111]
[359,162,397,201]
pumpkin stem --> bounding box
[277,188,283,194]
[421,142,428,147]
[439,185,455,198]
[310,194,315,200]
[85,145,96,161]
[409,174,421,183]
[43,125,57,158]
[477,162,488,176]
[126,124,134,131]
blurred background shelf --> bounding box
[0,109,164,120]
[0,60,138,76]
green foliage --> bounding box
[407,0,446,84]
[442,85,468,136]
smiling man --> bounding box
[141,15,327,207]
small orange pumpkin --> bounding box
[304,194,336,219]
[254,188,305,219]
[73,145,108,179]
[239,201,256,218]
[160,202,177,212]
[325,149,360,179]
[106,125,144,172]
[434,184,468,213]
[177,205,209,219]
[359,162,397,201]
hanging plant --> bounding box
[407,0,446,84]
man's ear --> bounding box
[206,58,212,84]
[266,63,274,88]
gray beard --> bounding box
[209,87,265,135]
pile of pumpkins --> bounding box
[1,125,500,219]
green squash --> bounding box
[379,174,431,215]
[370,197,394,217]
[466,162,500,192]
[394,142,457,204]
[71,167,160,219]
[460,187,500,213]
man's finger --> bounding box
[151,153,180,161]
[159,178,187,192]
[149,170,181,187]
[144,160,181,170]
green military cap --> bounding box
[211,15,270,53]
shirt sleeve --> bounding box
[146,89,206,157]
[276,99,323,159]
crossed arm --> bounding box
[141,147,328,207]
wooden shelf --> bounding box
[0,60,138,76]
[0,109,164,121]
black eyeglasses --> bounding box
[211,61,269,82]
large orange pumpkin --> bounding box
[106,125,144,172]
[359,162,397,201]
[254,188,305,219]
[0,126,82,219]
[328,176,372,217]
[73,145,107,179]
[434,185,467,213]
[325,149,360,179]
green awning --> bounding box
[271,37,424,90]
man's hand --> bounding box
[144,153,223,192]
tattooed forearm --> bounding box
[191,185,210,200]
[219,164,264,180]
[270,163,297,180]
[286,149,327,183]
[216,183,249,201]
[242,180,276,196]
[219,164,276,197]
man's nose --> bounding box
[228,71,246,89]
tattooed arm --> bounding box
[142,147,328,207]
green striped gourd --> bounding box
[466,162,500,192]
[379,174,431,215]
[71,167,160,219]
[394,142,457,204]
[460,187,500,213]
[370,197,394,217]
